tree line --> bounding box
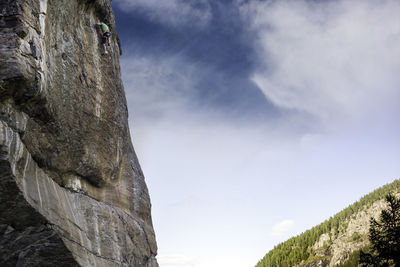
[256,179,400,267]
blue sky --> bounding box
[112,1,400,266]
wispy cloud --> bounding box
[120,55,198,121]
[240,0,400,127]
[114,0,212,28]
[271,220,295,237]
[157,254,198,266]
[116,3,400,266]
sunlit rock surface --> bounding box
[0,0,158,266]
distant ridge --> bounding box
[256,179,400,267]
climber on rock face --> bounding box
[98,22,111,55]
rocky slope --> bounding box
[256,180,400,267]
[0,0,157,266]
[300,199,386,267]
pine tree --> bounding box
[359,194,400,267]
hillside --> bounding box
[256,179,400,267]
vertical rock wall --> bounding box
[0,0,158,266]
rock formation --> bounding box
[256,180,400,267]
[303,200,387,267]
[0,0,158,266]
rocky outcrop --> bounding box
[257,181,400,267]
[0,0,157,266]
[298,200,388,267]
[326,201,386,266]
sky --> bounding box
[111,1,400,266]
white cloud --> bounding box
[114,0,212,27]
[157,254,197,266]
[271,220,295,237]
[118,3,400,266]
[240,0,400,126]
[121,55,198,121]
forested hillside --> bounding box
[256,179,400,267]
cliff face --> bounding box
[0,0,158,266]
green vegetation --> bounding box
[350,232,362,242]
[256,179,400,267]
[360,194,400,266]
[336,250,360,267]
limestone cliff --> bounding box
[0,0,158,266]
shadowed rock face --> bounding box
[0,0,158,266]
